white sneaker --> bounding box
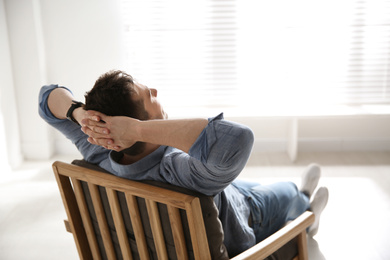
[300,163,321,198]
[308,187,329,237]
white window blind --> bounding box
[120,0,390,115]
[343,0,390,105]
[120,0,238,111]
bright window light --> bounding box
[120,0,390,116]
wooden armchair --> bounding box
[52,161,314,260]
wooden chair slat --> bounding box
[125,194,150,260]
[52,165,92,260]
[88,183,117,260]
[185,198,211,260]
[167,205,189,260]
[107,188,133,260]
[145,199,168,260]
[72,178,102,260]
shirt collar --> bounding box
[109,146,167,176]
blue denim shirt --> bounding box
[39,84,256,256]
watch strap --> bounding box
[66,100,84,125]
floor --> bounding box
[0,151,389,260]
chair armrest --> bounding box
[231,211,314,260]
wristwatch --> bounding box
[66,100,84,125]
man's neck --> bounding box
[119,143,160,165]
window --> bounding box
[120,0,390,116]
[120,0,238,112]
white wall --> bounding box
[39,0,125,99]
[1,0,389,163]
[0,0,23,168]
[3,0,125,161]
[39,0,126,157]
[231,114,390,156]
[5,0,54,161]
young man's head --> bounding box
[84,70,166,155]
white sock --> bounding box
[308,187,329,237]
[300,163,321,199]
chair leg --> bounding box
[296,231,309,260]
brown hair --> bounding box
[85,70,148,156]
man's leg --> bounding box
[233,164,328,241]
[249,181,311,243]
[246,164,324,242]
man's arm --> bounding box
[81,111,208,153]
[47,87,86,123]
[39,85,110,165]
[138,118,209,153]
[47,88,208,153]
[82,111,254,195]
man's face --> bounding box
[131,82,168,120]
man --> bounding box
[39,70,328,257]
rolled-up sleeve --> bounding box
[38,85,108,164]
[38,84,71,123]
[162,113,254,196]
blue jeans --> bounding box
[233,179,310,243]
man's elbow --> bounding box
[241,126,254,150]
[217,125,254,175]
[234,125,254,159]
[230,126,254,172]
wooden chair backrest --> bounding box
[52,161,213,260]
[53,160,315,260]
